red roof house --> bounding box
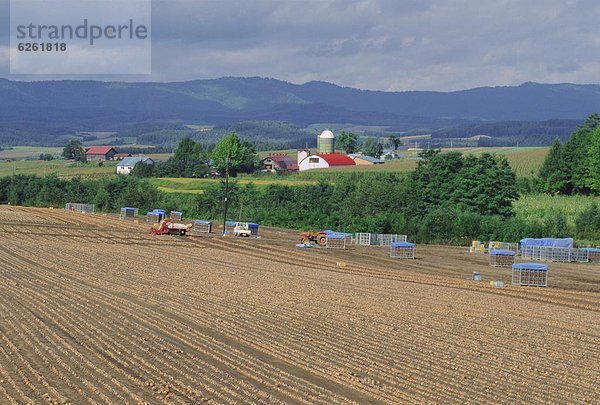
[114,153,132,160]
[85,146,117,161]
[262,154,299,172]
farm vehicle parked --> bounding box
[149,218,190,236]
[233,222,252,237]
[299,231,327,246]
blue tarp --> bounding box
[391,242,415,248]
[327,234,346,240]
[520,238,573,248]
[151,209,166,214]
[512,263,549,271]
[583,248,600,253]
[171,211,183,215]
[489,249,516,256]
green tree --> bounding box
[538,138,565,193]
[62,139,85,161]
[560,114,600,194]
[409,151,518,218]
[585,126,600,192]
[174,137,202,162]
[389,136,401,151]
[212,132,258,176]
[337,131,359,153]
[172,138,208,177]
[131,161,155,177]
[575,203,600,240]
[362,137,383,158]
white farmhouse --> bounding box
[116,157,154,175]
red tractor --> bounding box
[299,231,327,246]
[149,218,190,236]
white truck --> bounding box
[233,222,252,237]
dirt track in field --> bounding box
[0,206,598,403]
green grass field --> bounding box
[151,177,317,194]
[0,159,118,178]
[0,146,63,160]
[514,194,600,226]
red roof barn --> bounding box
[298,152,356,171]
[86,146,117,161]
[262,154,299,172]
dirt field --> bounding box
[0,206,598,403]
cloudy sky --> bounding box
[1,0,599,91]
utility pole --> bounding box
[222,154,231,236]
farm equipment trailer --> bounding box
[149,218,190,236]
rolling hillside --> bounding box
[0,77,598,146]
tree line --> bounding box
[538,114,600,195]
[1,150,598,243]
[132,133,259,178]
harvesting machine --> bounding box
[149,218,190,236]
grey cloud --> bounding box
[1,0,600,90]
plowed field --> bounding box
[0,206,598,403]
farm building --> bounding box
[298,153,355,171]
[85,146,117,161]
[114,153,132,160]
[116,157,154,175]
[348,154,384,165]
[262,154,299,172]
[317,130,335,154]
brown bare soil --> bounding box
[0,206,598,403]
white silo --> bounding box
[318,129,335,154]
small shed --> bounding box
[348,154,384,165]
[114,153,132,160]
[512,263,548,287]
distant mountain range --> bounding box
[0,77,598,146]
